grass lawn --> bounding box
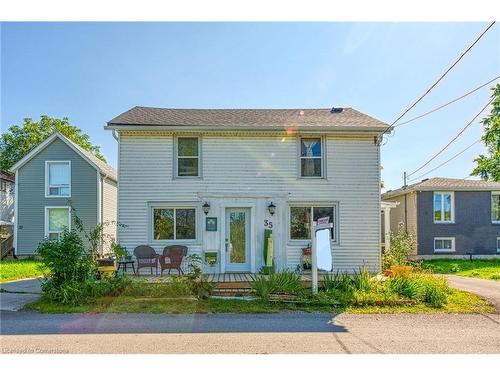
[26,288,494,314]
[421,259,500,281]
[0,259,47,282]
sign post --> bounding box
[311,218,333,294]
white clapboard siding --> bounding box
[102,178,117,253]
[118,133,381,272]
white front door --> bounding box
[225,208,251,272]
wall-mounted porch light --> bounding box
[202,202,211,215]
[267,202,276,216]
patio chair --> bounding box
[159,245,188,276]
[133,245,158,275]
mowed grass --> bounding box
[0,259,47,282]
[422,259,500,281]
[26,288,494,314]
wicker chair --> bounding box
[158,245,188,276]
[133,245,158,275]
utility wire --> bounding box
[407,98,493,177]
[408,139,482,182]
[379,21,496,140]
[409,139,481,181]
[395,75,500,128]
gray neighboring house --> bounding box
[10,132,117,256]
[382,177,500,258]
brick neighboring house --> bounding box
[382,177,500,258]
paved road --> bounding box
[444,275,500,312]
[1,311,499,354]
[0,279,42,312]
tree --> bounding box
[472,83,500,181]
[0,116,105,172]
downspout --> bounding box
[404,193,408,234]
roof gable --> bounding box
[382,177,500,199]
[9,133,117,181]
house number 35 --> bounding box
[264,220,273,229]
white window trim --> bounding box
[45,160,71,198]
[288,202,339,244]
[492,192,500,224]
[150,204,199,243]
[298,136,326,179]
[433,237,455,253]
[433,191,455,224]
[174,136,202,179]
[44,206,71,239]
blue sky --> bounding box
[1,22,499,190]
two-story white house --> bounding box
[106,106,389,274]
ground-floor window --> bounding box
[497,237,500,253]
[434,237,455,253]
[290,204,337,242]
[45,206,71,240]
[152,207,196,240]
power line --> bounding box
[408,139,482,182]
[407,98,493,177]
[379,21,496,140]
[395,75,500,128]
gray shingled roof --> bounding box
[64,136,117,181]
[107,106,389,131]
[382,177,500,199]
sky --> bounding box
[1,22,499,191]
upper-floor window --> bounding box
[492,192,500,223]
[176,137,200,177]
[290,204,337,242]
[0,180,7,192]
[45,161,71,197]
[433,191,454,223]
[300,138,323,178]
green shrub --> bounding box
[37,229,96,285]
[490,273,500,280]
[382,225,416,270]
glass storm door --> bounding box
[225,208,251,272]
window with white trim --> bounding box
[152,207,196,240]
[300,138,323,177]
[46,161,71,197]
[434,237,455,253]
[45,207,70,240]
[290,205,337,241]
[492,192,500,223]
[433,192,454,223]
[176,137,200,177]
[497,237,500,253]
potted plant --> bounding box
[112,243,130,261]
[301,244,312,270]
[203,251,218,273]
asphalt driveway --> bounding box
[0,278,42,311]
[444,275,500,313]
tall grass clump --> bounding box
[250,270,303,301]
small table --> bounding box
[117,259,136,275]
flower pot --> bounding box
[98,266,115,279]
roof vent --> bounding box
[421,178,429,182]
[330,107,343,113]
